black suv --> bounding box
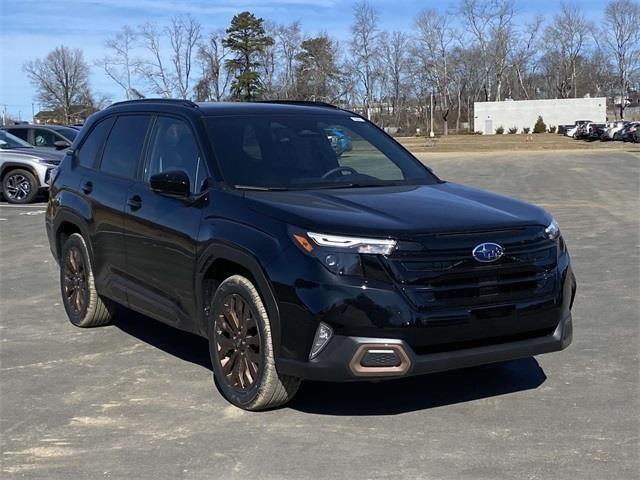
[46,99,575,410]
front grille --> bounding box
[386,227,558,309]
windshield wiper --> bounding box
[311,182,396,190]
[234,185,290,191]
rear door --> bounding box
[123,115,207,328]
[81,114,151,303]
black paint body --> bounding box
[46,100,575,382]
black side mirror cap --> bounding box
[150,170,190,197]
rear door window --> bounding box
[76,118,114,169]
[99,115,151,179]
[7,129,29,141]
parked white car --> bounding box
[602,121,627,141]
[0,130,64,203]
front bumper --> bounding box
[277,311,572,382]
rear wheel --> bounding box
[2,169,38,204]
[208,275,300,410]
[60,233,114,327]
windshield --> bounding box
[54,127,79,140]
[0,130,33,149]
[206,114,437,189]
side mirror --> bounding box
[54,140,70,150]
[150,170,190,197]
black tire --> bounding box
[60,233,114,327]
[2,169,38,204]
[208,275,300,410]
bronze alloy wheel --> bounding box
[63,246,88,316]
[214,293,262,391]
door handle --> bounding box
[127,195,142,210]
[81,181,92,194]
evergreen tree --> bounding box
[295,36,341,101]
[533,116,547,134]
[223,11,274,101]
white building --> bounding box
[474,97,607,134]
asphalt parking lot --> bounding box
[1,149,639,479]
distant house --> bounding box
[34,105,97,125]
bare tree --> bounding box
[603,0,640,118]
[544,2,593,98]
[460,0,516,102]
[23,45,91,123]
[350,1,380,119]
[258,20,279,98]
[138,22,174,97]
[197,30,231,101]
[167,15,202,99]
[100,26,140,100]
[277,21,302,98]
[379,31,409,127]
[510,17,543,99]
[415,9,455,134]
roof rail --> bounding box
[256,100,340,109]
[108,98,199,108]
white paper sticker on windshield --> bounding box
[350,117,365,122]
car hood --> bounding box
[245,182,551,237]
[0,148,64,164]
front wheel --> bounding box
[208,275,300,410]
[2,169,38,204]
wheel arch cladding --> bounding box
[197,243,282,356]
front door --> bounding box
[123,115,207,329]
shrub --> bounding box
[523,127,531,134]
[533,116,547,134]
[495,126,505,134]
[508,126,518,134]
[548,125,557,133]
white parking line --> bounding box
[0,203,47,208]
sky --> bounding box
[0,0,607,120]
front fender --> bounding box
[195,215,285,354]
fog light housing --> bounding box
[309,322,333,360]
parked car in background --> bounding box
[588,123,607,140]
[0,124,79,150]
[601,121,627,141]
[324,126,353,155]
[0,130,64,203]
[565,120,591,138]
[621,122,639,142]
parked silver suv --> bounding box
[0,130,63,203]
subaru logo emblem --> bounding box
[472,242,504,263]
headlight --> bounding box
[291,229,397,276]
[545,218,560,240]
[306,232,396,255]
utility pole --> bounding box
[429,91,434,138]
[1,104,6,126]
[32,103,35,124]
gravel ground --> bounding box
[1,149,638,479]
